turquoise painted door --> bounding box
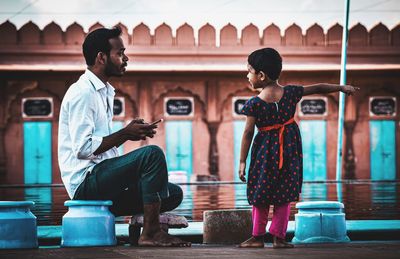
[370,120,396,180]
[166,121,193,182]
[233,120,254,182]
[112,120,124,155]
[299,120,327,181]
[23,121,52,184]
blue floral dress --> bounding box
[240,85,304,206]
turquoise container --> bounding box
[292,201,350,244]
[61,200,116,247]
[0,201,38,249]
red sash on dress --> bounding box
[258,117,295,170]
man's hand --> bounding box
[94,118,157,155]
[131,118,145,124]
[123,120,158,141]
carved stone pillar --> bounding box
[0,82,6,175]
[138,80,152,122]
[0,124,6,175]
[207,122,220,179]
[206,80,220,179]
[343,121,356,179]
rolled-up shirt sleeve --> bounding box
[68,91,103,160]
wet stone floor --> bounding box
[1,241,400,259]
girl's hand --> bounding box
[239,162,246,182]
[340,85,360,96]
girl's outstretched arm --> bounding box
[303,83,359,96]
[238,116,256,182]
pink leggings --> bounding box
[252,203,291,239]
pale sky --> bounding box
[0,0,399,34]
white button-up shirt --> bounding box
[58,69,119,199]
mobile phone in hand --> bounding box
[150,119,163,126]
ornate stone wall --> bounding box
[1,21,399,47]
[0,21,399,183]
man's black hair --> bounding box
[82,26,122,66]
[247,48,282,80]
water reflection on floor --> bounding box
[0,181,399,225]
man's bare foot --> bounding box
[139,202,191,247]
[238,236,264,248]
[273,236,294,249]
[138,229,191,247]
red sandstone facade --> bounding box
[0,20,399,184]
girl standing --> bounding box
[238,48,358,248]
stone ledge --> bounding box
[129,213,188,228]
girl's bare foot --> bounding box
[138,229,191,247]
[238,236,264,248]
[272,236,294,248]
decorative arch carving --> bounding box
[219,81,253,108]
[0,20,17,44]
[198,23,216,47]
[88,22,104,33]
[152,81,206,108]
[370,23,390,46]
[241,23,260,46]
[113,88,138,117]
[153,85,206,111]
[391,24,400,46]
[305,23,325,46]
[4,81,38,125]
[5,81,62,124]
[65,22,85,45]
[327,23,342,46]
[349,23,368,46]
[176,23,195,46]
[152,86,207,121]
[19,21,40,44]
[262,23,281,45]
[132,23,151,45]
[43,22,63,45]
[284,23,303,46]
[154,23,173,46]
[221,87,255,121]
[220,23,237,46]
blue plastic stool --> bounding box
[0,201,38,249]
[61,200,117,247]
[292,201,350,244]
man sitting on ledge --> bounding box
[58,26,190,247]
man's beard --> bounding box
[105,60,122,77]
